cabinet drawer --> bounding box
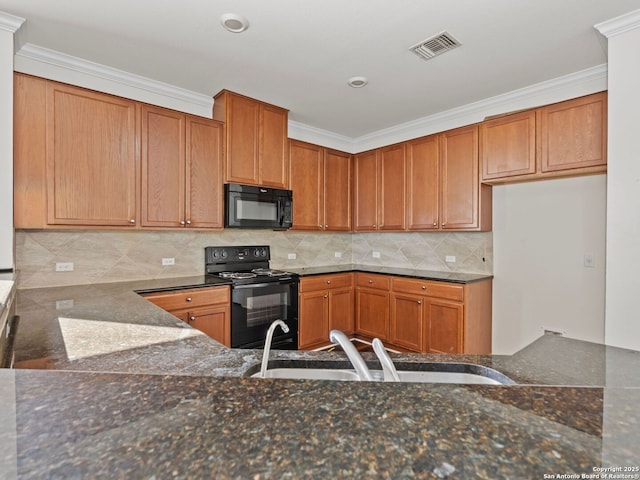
[300,273,353,292]
[355,273,390,290]
[143,286,230,311]
[392,278,463,302]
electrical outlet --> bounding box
[162,258,175,266]
[372,251,381,258]
[287,253,297,260]
[334,252,342,259]
[55,262,74,272]
[56,299,74,310]
[445,255,456,263]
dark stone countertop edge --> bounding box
[286,264,493,283]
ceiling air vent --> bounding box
[410,31,461,61]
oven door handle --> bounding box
[233,280,295,289]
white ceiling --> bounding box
[1,0,639,139]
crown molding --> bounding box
[351,64,608,152]
[288,120,358,153]
[13,42,608,153]
[15,43,213,110]
[0,11,25,33]
[595,9,640,38]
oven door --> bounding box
[230,280,298,349]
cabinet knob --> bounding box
[186,220,191,225]
[433,222,437,226]
[129,219,136,224]
[186,297,192,302]
[417,301,422,305]
[372,225,376,228]
[324,294,328,299]
[441,222,446,227]
[180,221,186,225]
[189,316,195,322]
[421,285,426,290]
[327,280,331,284]
[319,225,323,229]
[325,225,329,228]
[368,280,373,284]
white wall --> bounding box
[0,14,22,270]
[598,13,640,351]
[492,175,607,354]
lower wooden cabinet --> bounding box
[355,273,390,340]
[390,276,491,354]
[298,274,354,350]
[390,292,424,351]
[141,286,231,346]
[298,272,493,355]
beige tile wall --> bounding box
[15,229,492,288]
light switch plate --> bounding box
[288,253,297,260]
[584,253,594,268]
[162,258,175,266]
[445,255,456,263]
[372,251,381,258]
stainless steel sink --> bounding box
[251,368,360,381]
[249,362,514,385]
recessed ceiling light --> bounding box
[220,13,250,33]
[348,76,368,88]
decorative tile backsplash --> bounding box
[15,229,492,288]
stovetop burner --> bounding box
[251,268,290,277]
[218,271,258,280]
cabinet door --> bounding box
[481,110,536,181]
[224,93,260,184]
[141,105,186,227]
[185,305,231,347]
[378,143,406,230]
[186,116,224,228]
[425,299,463,354]
[328,287,354,335]
[260,104,289,188]
[390,292,423,352]
[355,287,389,340]
[406,134,439,230]
[439,125,480,230]
[323,149,352,231]
[353,150,378,231]
[298,290,329,349]
[46,82,138,226]
[539,92,607,173]
[290,140,323,230]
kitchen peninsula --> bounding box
[2,276,639,479]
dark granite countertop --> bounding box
[287,264,493,283]
[3,276,640,478]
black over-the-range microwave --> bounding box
[224,183,293,229]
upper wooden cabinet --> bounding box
[406,125,492,232]
[481,92,607,183]
[353,143,406,231]
[289,140,351,231]
[14,73,223,230]
[141,105,223,229]
[213,90,289,188]
[14,75,140,228]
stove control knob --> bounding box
[254,249,261,257]
[221,250,228,258]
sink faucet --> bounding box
[372,338,400,382]
[259,320,290,378]
[328,330,373,381]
